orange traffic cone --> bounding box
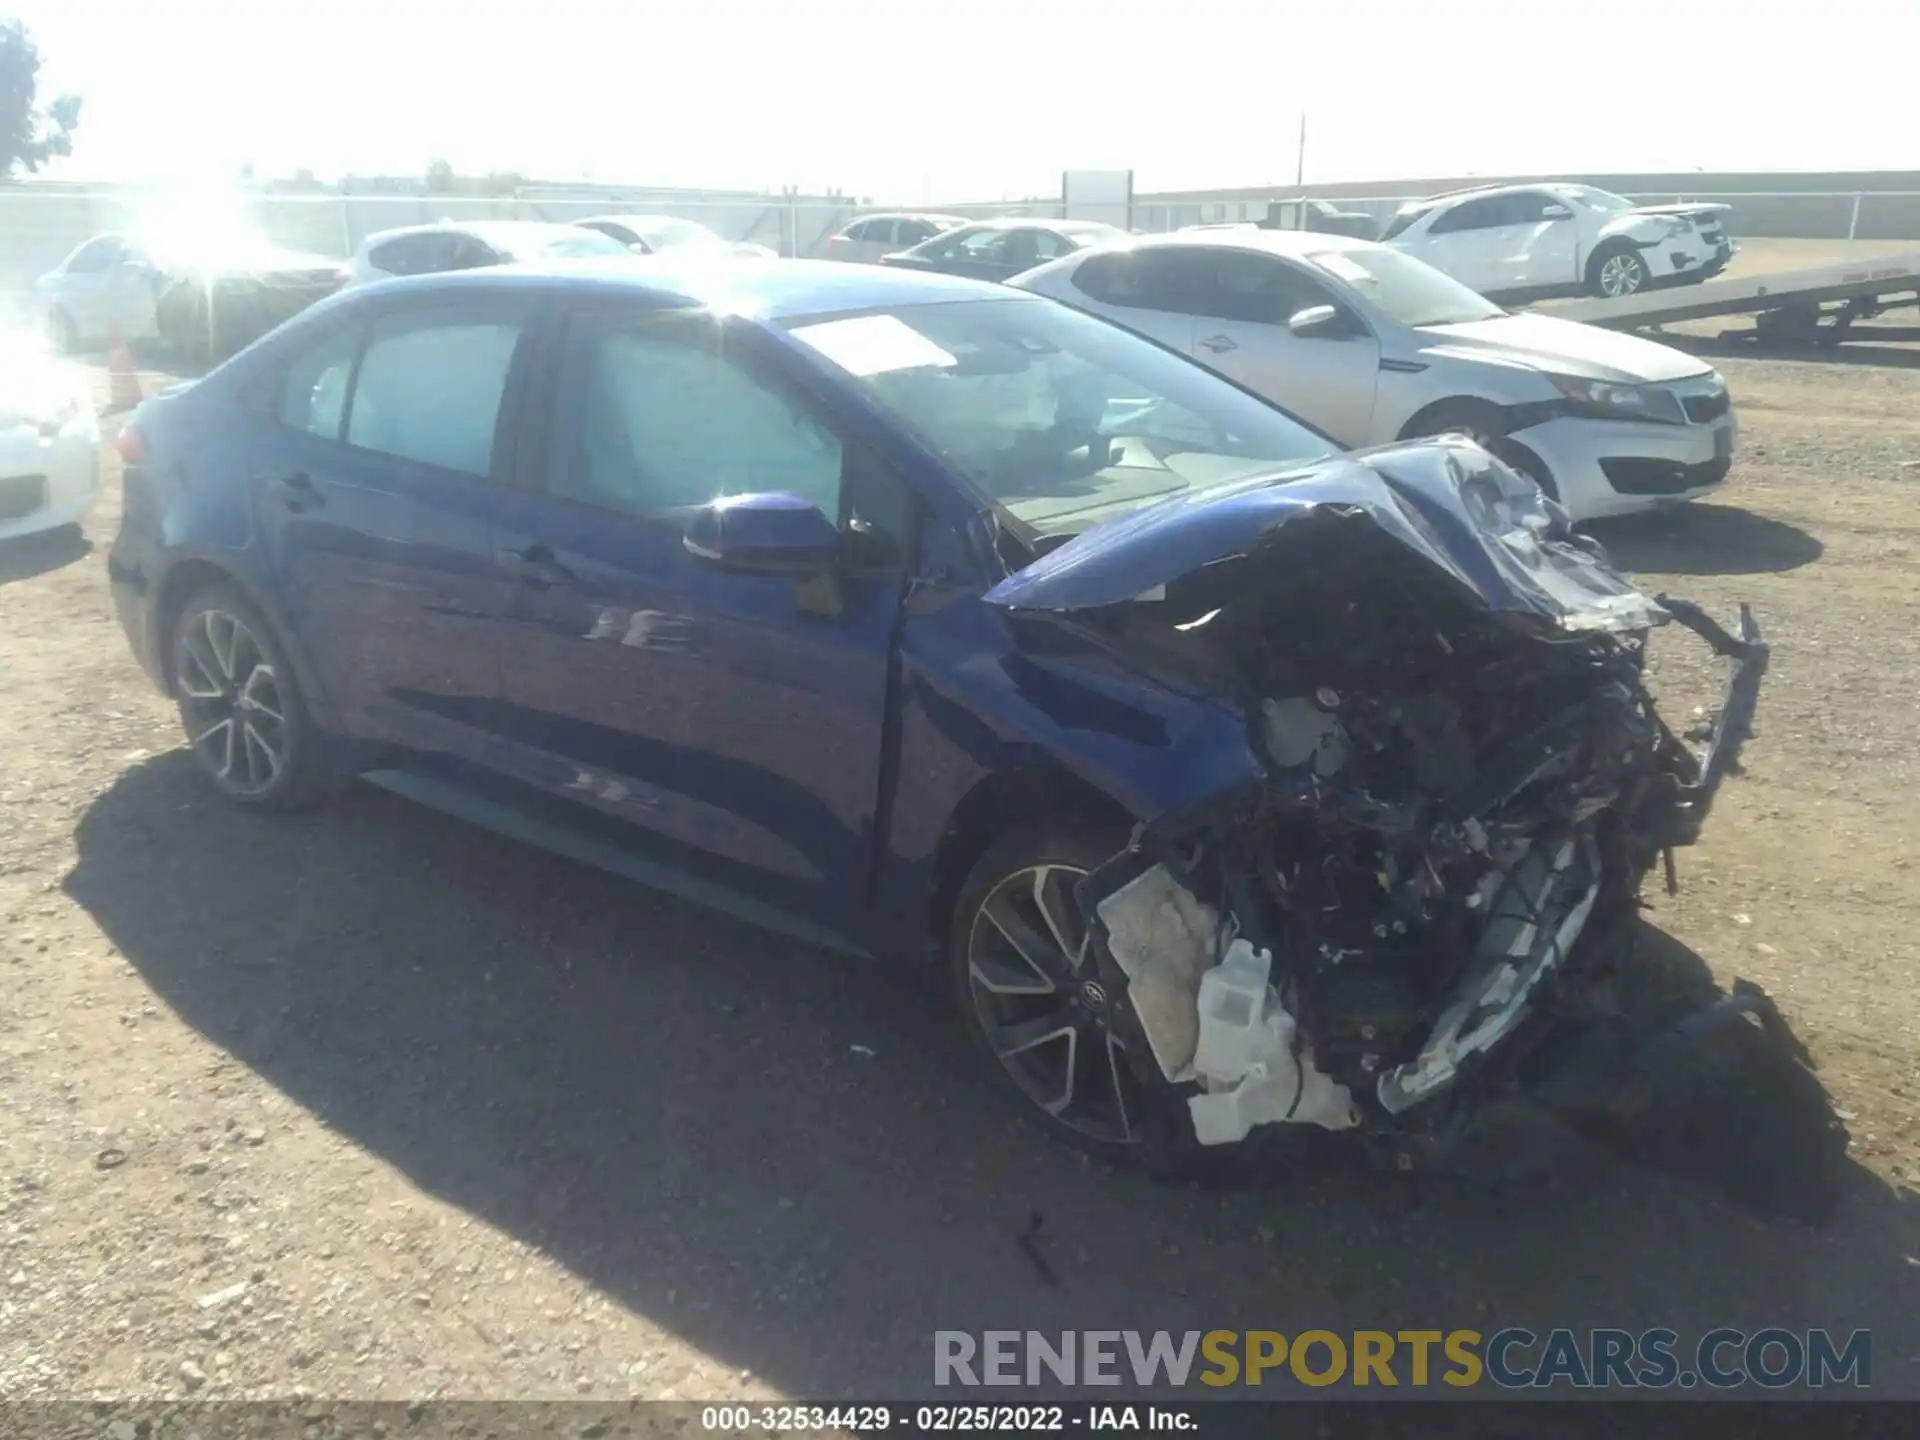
[106,327,143,413]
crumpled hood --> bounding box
[983,438,1667,634]
[1419,311,1712,384]
[1603,201,1731,229]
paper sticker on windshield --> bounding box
[1310,253,1372,284]
[791,315,957,376]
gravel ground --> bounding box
[0,345,1917,1405]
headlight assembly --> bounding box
[1547,374,1688,425]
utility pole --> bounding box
[1295,113,1307,189]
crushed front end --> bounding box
[995,441,1776,1175]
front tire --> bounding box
[170,583,329,810]
[1405,400,1559,501]
[949,823,1145,1160]
[1587,243,1649,298]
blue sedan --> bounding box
[107,257,1762,1167]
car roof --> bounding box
[337,254,1026,320]
[951,216,1123,234]
[363,220,590,248]
[1145,228,1383,260]
[847,212,966,224]
[576,213,714,229]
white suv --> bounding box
[1381,183,1736,299]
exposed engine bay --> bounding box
[1013,445,1776,1163]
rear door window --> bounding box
[279,323,364,439]
[1428,196,1513,235]
[367,235,436,276]
[343,305,529,478]
[1070,248,1212,313]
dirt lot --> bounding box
[1,342,1917,1404]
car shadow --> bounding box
[1586,503,1824,577]
[65,754,1920,1398]
[0,524,92,586]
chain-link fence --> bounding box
[0,185,866,320]
[11,177,1920,327]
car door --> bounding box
[97,240,163,342]
[1492,190,1580,291]
[251,296,533,761]
[1184,248,1381,445]
[50,237,128,343]
[1401,195,1511,292]
[488,303,914,938]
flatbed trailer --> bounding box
[1548,249,1920,346]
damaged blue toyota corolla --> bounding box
[107,258,1785,1184]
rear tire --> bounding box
[170,582,330,811]
[1587,243,1649,299]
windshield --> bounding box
[1305,245,1503,328]
[1557,185,1634,213]
[787,296,1335,537]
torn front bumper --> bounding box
[1652,597,1768,847]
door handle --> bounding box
[1199,334,1239,353]
[265,471,324,512]
[504,543,576,589]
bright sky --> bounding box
[14,0,1915,199]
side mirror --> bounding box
[1541,204,1573,221]
[684,492,840,574]
[1288,304,1360,340]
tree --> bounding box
[0,20,81,178]
[424,158,455,193]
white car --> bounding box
[824,212,965,264]
[36,230,349,359]
[1380,183,1736,299]
[0,337,102,542]
[572,213,778,260]
[1011,229,1736,521]
[33,235,164,352]
[345,221,634,286]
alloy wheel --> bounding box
[966,862,1139,1146]
[176,608,290,797]
[1599,253,1645,297]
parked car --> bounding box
[1258,197,1378,239]
[573,213,778,260]
[1011,229,1736,521]
[0,334,100,542]
[106,257,1781,1183]
[345,221,634,287]
[1380,183,1736,299]
[877,217,1127,282]
[825,213,965,264]
[36,230,348,362]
